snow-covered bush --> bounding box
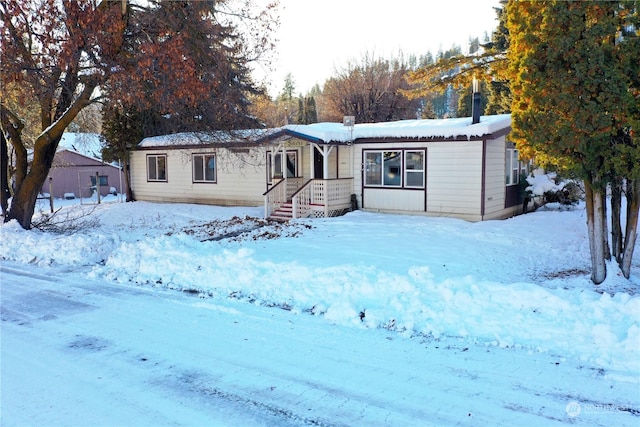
[525,169,583,210]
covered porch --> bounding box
[263,136,354,220]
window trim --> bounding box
[404,150,425,189]
[147,154,167,182]
[363,149,425,189]
[267,150,298,183]
[505,148,519,186]
[90,175,109,187]
[192,153,217,183]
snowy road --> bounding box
[1,262,637,426]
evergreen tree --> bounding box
[304,96,318,124]
[484,0,511,114]
[404,2,509,116]
[506,0,640,282]
[296,98,305,124]
[468,37,480,54]
[280,73,296,102]
[456,80,487,118]
[101,106,144,202]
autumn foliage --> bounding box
[1,0,277,229]
[505,0,640,282]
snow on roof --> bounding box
[138,114,511,148]
[284,114,511,142]
[58,133,104,159]
[138,129,279,148]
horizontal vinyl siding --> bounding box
[483,137,507,215]
[337,145,352,179]
[426,142,482,216]
[363,188,425,211]
[131,147,267,206]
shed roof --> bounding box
[58,133,104,159]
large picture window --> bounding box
[193,154,216,183]
[147,154,167,182]
[268,151,298,180]
[364,150,425,188]
[505,148,519,186]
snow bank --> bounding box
[95,238,639,373]
[1,199,638,377]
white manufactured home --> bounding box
[130,114,522,222]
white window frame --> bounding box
[267,150,298,182]
[404,150,425,188]
[364,150,403,187]
[364,150,425,188]
[147,154,167,182]
[192,153,217,183]
[506,148,519,186]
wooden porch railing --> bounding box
[265,178,353,219]
[263,177,303,218]
[291,178,353,219]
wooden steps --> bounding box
[269,202,293,221]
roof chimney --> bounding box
[471,77,481,125]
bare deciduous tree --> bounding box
[322,53,421,123]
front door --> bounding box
[313,148,324,179]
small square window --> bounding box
[193,154,216,183]
[147,155,167,182]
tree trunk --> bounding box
[602,191,611,261]
[4,80,97,229]
[123,158,135,202]
[610,179,623,262]
[585,179,607,284]
[6,134,62,229]
[1,132,9,216]
[620,178,640,279]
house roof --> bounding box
[282,114,511,142]
[58,133,104,158]
[137,114,511,148]
[138,129,279,148]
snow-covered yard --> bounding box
[1,197,638,426]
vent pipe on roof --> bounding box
[343,116,355,143]
[471,77,481,125]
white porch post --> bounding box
[281,143,287,187]
[309,142,315,180]
[322,145,331,179]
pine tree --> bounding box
[404,3,509,117]
[304,97,318,124]
[101,106,143,202]
[456,80,487,118]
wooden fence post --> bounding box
[48,177,54,213]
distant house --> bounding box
[41,133,124,199]
[130,114,523,222]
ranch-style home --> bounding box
[130,113,523,222]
